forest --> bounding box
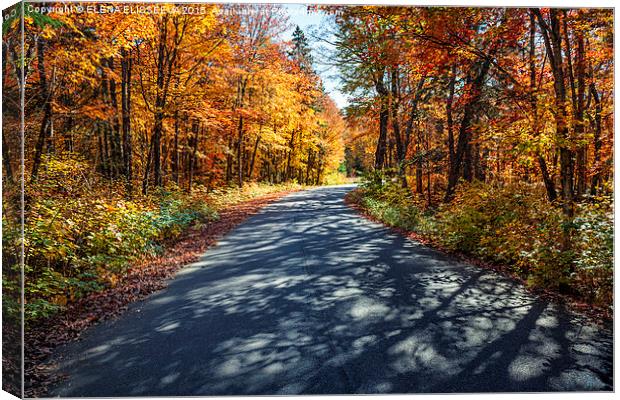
[2,3,347,323]
[0,4,615,395]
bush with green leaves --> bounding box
[2,211,22,321]
[359,184,422,232]
[572,195,613,304]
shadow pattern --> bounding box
[50,185,613,396]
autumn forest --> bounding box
[1,3,614,396]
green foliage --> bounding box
[24,299,61,320]
[359,182,422,232]
[359,169,398,193]
[150,192,219,240]
[3,7,64,35]
[433,182,568,287]
[2,190,23,322]
[362,196,419,232]
[572,195,613,304]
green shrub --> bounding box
[434,182,566,280]
[573,195,613,304]
[356,179,427,232]
[2,212,22,320]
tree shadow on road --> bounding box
[51,186,613,396]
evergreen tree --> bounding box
[289,25,314,73]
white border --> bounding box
[0,1,615,400]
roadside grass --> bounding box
[324,171,354,185]
[206,182,303,210]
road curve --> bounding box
[51,185,613,396]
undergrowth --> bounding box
[2,155,301,322]
[350,176,613,309]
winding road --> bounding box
[51,185,613,396]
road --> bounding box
[51,185,613,396]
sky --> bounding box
[281,4,350,110]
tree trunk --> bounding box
[152,114,163,187]
[390,66,408,188]
[375,70,389,173]
[529,11,557,202]
[151,16,179,188]
[446,64,456,168]
[142,136,153,195]
[316,159,323,185]
[445,58,491,201]
[415,130,423,193]
[286,130,296,180]
[31,38,54,181]
[226,136,233,184]
[574,31,587,198]
[121,48,133,194]
[236,115,244,187]
[172,111,180,185]
[248,134,260,180]
[106,58,123,177]
[188,121,199,192]
[589,82,603,195]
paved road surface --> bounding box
[51,185,613,396]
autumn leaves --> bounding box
[3,4,346,197]
[332,7,612,213]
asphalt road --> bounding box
[51,185,613,396]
